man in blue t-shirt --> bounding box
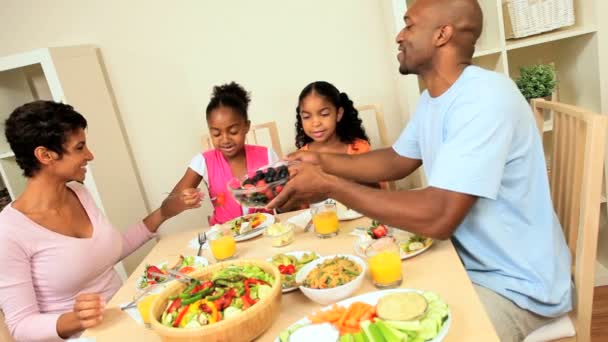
[268,0,572,341]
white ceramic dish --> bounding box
[266,251,321,293]
[276,288,451,342]
[295,254,366,305]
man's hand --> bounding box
[267,162,335,210]
[284,150,322,165]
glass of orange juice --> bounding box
[136,294,158,326]
[208,228,237,261]
[366,237,403,288]
[311,202,339,238]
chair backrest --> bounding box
[356,104,396,191]
[355,104,390,149]
[201,121,283,158]
[532,99,608,342]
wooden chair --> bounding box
[525,99,608,342]
[355,104,396,191]
[201,121,283,158]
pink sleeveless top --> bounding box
[203,145,270,224]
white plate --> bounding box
[135,255,208,291]
[227,213,275,242]
[275,288,451,342]
[353,229,433,260]
[266,251,321,293]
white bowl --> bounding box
[295,254,366,305]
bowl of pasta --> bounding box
[294,254,366,305]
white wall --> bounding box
[0,0,411,236]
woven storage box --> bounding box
[503,0,575,39]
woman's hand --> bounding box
[161,188,203,219]
[57,293,105,338]
[73,293,105,329]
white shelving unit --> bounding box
[0,46,152,277]
[390,0,608,285]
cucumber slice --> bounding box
[417,318,438,340]
[383,319,422,332]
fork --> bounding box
[163,189,216,201]
[303,218,313,232]
[197,232,206,257]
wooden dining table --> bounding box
[82,211,499,341]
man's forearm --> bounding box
[319,148,421,183]
[325,176,469,240]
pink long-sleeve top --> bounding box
[0,182,155,341]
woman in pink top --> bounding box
[0,101,200,341]
[165,82,278,225]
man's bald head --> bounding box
[416,0,483,57]
[395,0,484,75]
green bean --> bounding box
[205,288,225,301]
[182,293,202,305]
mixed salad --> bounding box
[138,255,201,289]
[227,213,267,235]
[365,221,432,255]
[401,234,433,255]
[271,252,318,289]
[159,265,275,328]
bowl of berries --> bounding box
[227,162,291,207]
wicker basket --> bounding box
[502,0,575,39]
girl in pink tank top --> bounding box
[165,82,278,225]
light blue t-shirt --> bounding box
[393,66,572,317]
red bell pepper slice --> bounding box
[190,280,213,295]
[167,298,182,313]
[241,294,255,310]
[172,304,190,327]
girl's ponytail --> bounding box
[336,92,370,144]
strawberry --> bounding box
[367,221,389,239]
[372,225,388,239]
[264,189,275,200]
[214,192,226,207]
[255,180,267,187]
[274,185,284,194]
[146,265,166,281]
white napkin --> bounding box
[67,337,97,342]
[286,210,312,228]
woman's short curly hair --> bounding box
[4,100,87,177]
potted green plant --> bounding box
[515,63,557,101]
